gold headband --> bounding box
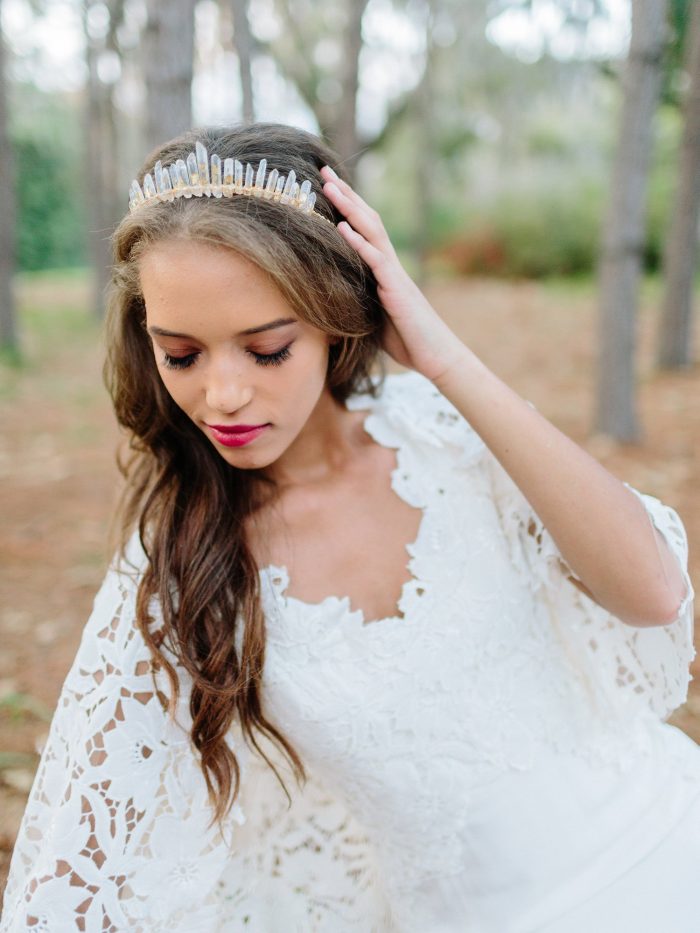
[128,140,331,223]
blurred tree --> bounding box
[0,0,17,356]
[143,0,196,152]
[414,0,437,284]
[231,0,255,122]
[595,0,668,442]
[657,0,700,369]
[264,0,411,177]
[332,0,369,174]
[84,0,125,317]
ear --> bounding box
[328,335,342,346]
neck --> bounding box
[262,386,367,488]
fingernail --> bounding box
[324,165,339,179]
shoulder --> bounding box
[67,531,155,682]
[88,530,149,622]
[347,370,486,467]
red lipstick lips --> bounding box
[206,423,269,447]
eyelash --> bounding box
[162,344,293,371]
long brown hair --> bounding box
[104,123,385,826]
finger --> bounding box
[336,221,388,276]
[323,181,393,252]
[320,166,387,234]
[320,166,376,215]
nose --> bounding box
[205,359,254,414]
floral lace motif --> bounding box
[2,371,696,933]
[256,372,697,928]
[0,536,394,932]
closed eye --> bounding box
[161,343,293,371]
[163,351,198,370]
[248,344,292,367]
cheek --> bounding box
[153,365,196,413]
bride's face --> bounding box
[140,238,333,470]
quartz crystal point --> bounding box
[161,167,173,197]
[196,141,210,186]
[143,173,157,198]
[275,175,285,197]
[210,154,222,195]
[234,160,243,188]
[244,163,254,189]
[174,160,189,191]
[255,159,267,190]
[186,152,199,188]
[129,180,144,208]
[265,168,279,198]
[223,158,234,187]
[304,192,317,213]
[154,161,164,193]
[298,179,311,208]
[281,170,296,203]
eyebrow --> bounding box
[147,317,298,339]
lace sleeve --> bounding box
[0,534,248,931]
[0,536,393,932]
[483,447,696,723]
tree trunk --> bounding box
[0,0,18,355]
[330,0,370,179]
[595,0,668,442]
[143,0,196,153]
[231,0,254,123]
[414,0,437,286]
[84,0,123,318]
[657,0,700,369]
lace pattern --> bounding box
[2,370,696,932]
[256,372,697,925]
[482,411,696,724]
[0,536,393,931]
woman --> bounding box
[1,122,698,932]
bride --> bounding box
[1,122,698,932]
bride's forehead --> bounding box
[139,239,267,284]
[140,241,295,322]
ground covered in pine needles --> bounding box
[1,269,698,895]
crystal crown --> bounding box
[128,141,330,222]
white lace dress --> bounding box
[1,372,698,933]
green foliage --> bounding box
[430,94,685,281]
[0,691,52,724]
[663,0,693,107]
[10,84,86,272]
[15,133,86,271]
[644,104,683,270]
[436,181,604,279]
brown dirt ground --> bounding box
[1,272,698,898]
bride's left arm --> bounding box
[321,166,689,629]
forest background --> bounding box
[1,0,699,893]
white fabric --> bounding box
[2,371,698,932]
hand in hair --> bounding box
[320,165,465,385]
[321,168,689,630]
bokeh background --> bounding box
[1,0,699,894]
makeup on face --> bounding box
[205,423,270,447]
[140,240,334,471]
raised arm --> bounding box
[321,166,689,629]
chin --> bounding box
[211,438,286,472]
[216,448,277,470]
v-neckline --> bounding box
[259,390,428,627]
